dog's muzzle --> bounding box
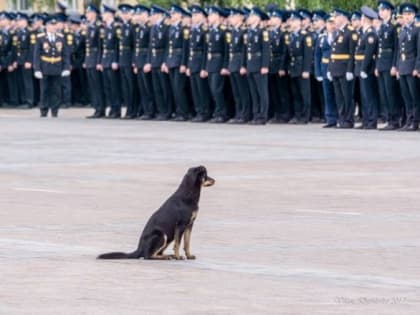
[202,177,215,187]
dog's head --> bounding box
[187,166,215,187]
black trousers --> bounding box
[247,72,269,121]
[290,76,311,123]
[136,70,154,117]
[151,68,173,119]
[311,76,324,120]
[102,68,120,115]
[71,68,89,105]
[0,70,8,106]
[269,73,292,121]
[61,75,71,106]
[333,76,354,126]
[168,68,189,118]
[399,75,419,125]
[7,70,18,106]
[360,75,378,127]
[377,71,399,125]
[17,65,34,106]
[86,68,104,114]
[40,75,61,113]
[120,66,135,117]
[230,72,251,121]
[208,72,226,119]
[190,73,211,118]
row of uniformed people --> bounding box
[2,2,420,129]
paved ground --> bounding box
[1,108,420,315]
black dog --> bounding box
[97,166,215,260]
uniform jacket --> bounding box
[243,26,270,73]
[33,32,70,76]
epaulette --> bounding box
[96,20,102,27]
[263,30,269,42]
[183,28,190,40]
[202,24,208,31]
[37,33,45,38]
[219,24,226,31]
[301,30,307,35]
[347,25,354,31]
[416,22,420,27]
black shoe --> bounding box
[405,123,419,131]
[86,111,99,119]
[338,123,354,129]
[289,118,299,124]
[108,113,121,119]
[379,123,398,131]
[192,115,205,122]
[296,120,308,125]
[311,117,324,123]
[40,112,48,118]
[209,116,226,123]
[365,125,377,130]
[172,116,188,122]
[354,125,365,130]
[154,115,169,121]
[139,114,154,120]
[51,111,58,118]
[322,123,336,128]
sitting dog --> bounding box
[97,166,215,260]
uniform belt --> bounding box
[322,57,329,64]
[331,54,350,60]
[379,48,392,53]
[41,56,62,63]
[208,52,222,57]
[354,55,365,61]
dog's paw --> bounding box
[186,255,196,260]
[175,255,185,260]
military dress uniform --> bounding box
[100,21,120,118]
[117,20,136,118]
[205,22,228,122]
[14,24,35,107]
[34,31,70,116]
[314,29,337,127]
[165,20,189,120]
[226,24,251,123]
[84,19,105,118]
[148,17,173,120]
[286,28,313,124]
[329,21,358,128]
[0,22,14,106]
[187,23,212,121]
[376,16,400,129]
[244,25,270,124]
[397,20,419,130]
[268,23,289,123]
[133,19,155,119]
[61,27,74,108]
[354,25,379,129]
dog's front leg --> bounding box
[172,225,185,260]
[183,224,196,260]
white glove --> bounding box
[61,70,70,77]
[316,76,323,82]
[346,72,354,81]
[327,72,332,81]
[360,71,368,79]
[34,71,43,79]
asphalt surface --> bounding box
[1,108,420,314]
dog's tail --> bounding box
[97,249,142,260]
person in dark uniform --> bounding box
[99,4,120,118]
[0,12,14,107]
[353,6,379,130]
[328,9,358,129]
[267,9,288,124]
[56,13,73,109]
[243,7,270,125]
[187,5,212,122]
[84,4,104,119]
[311,10,327,123]
[314,14,338,128]
[226,8,251,124]
[397,3,419,131]
[69,15,88,106]
[30,13,45,108]
[6,13,18,107]
[34,15,70,117]
[15,13,35,108]
[286,11,313,124]
[163,5,190,121]
[204,6,229,123]
[132,5,155,120]
[116,4,136,119]
[376,1,400,130]
[145,5,173,120]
